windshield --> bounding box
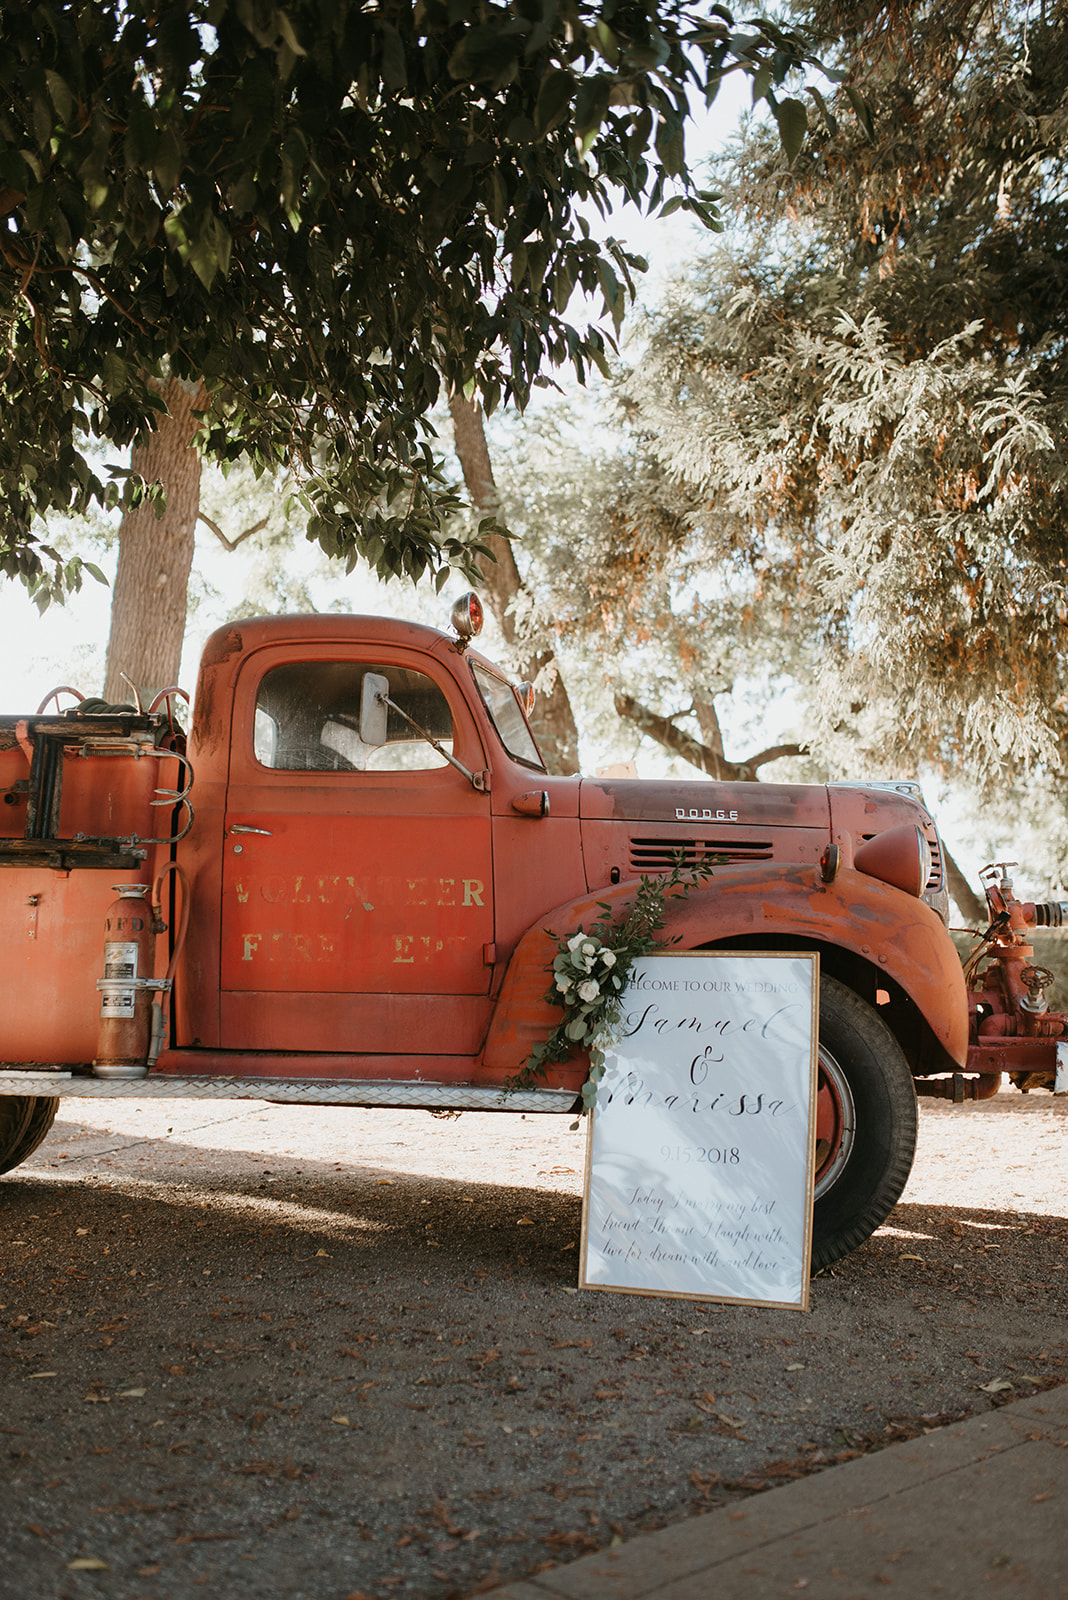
[469,661,545,771]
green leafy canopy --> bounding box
[0,0,829,602]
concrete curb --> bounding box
[481,1385,1068,1600]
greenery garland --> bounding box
[507,859,715,1114]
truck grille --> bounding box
[629,836,773,873]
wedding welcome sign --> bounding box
[580,952,819,1310]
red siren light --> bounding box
[451,592,484,643]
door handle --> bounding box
[228,824,273,836]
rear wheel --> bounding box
[811,976,917,1271]
[0,1096,60,1176]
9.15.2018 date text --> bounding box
[660,1146,740,1165]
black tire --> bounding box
[811,975,918,1271]
[0,1095,60,1177]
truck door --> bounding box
[219,647,494,1057]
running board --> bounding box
[0,1072,578,1114]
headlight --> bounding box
[854,823,932,899]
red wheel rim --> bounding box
[814,1046,856,1199]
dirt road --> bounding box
[2,1089,1065,1600]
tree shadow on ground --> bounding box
[2,1126,1066,1600]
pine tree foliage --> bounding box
[595,0,1068,787]
[486,401,826,778]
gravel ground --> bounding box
[1,1087,1065,1600]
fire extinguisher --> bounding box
[94,884,159,1079]
[93,869,189,1079]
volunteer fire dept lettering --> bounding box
[232,875,483,911]
[229,871,490,989]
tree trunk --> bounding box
[448,394,581,776]
[103,377,205,703]
[942,845,988,927]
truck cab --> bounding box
[0,602,1013,1269]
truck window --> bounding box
[469,661,545,771]
[253,661,453,772]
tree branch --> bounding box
[197,512,268,553]
[749,742,806,770]
[615,692,803,781]
[692,693,727,760]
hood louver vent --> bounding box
[629,836,773,873]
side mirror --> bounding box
[359,672,389,747]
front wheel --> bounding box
[0,1096,60,1177]
[811,976,917,1271]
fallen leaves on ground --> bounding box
[543,1529,601,1554]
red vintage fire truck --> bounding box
[0,599,1063,1269]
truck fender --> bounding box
[481,863,967,1078]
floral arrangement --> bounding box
[507,858,715,1114]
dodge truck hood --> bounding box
[578,778,831,829]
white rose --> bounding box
[567,932,588,953]
[577,979,600,1003]
[580,940,598,958]
[555,974,573,993]
[600,950,617,967]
